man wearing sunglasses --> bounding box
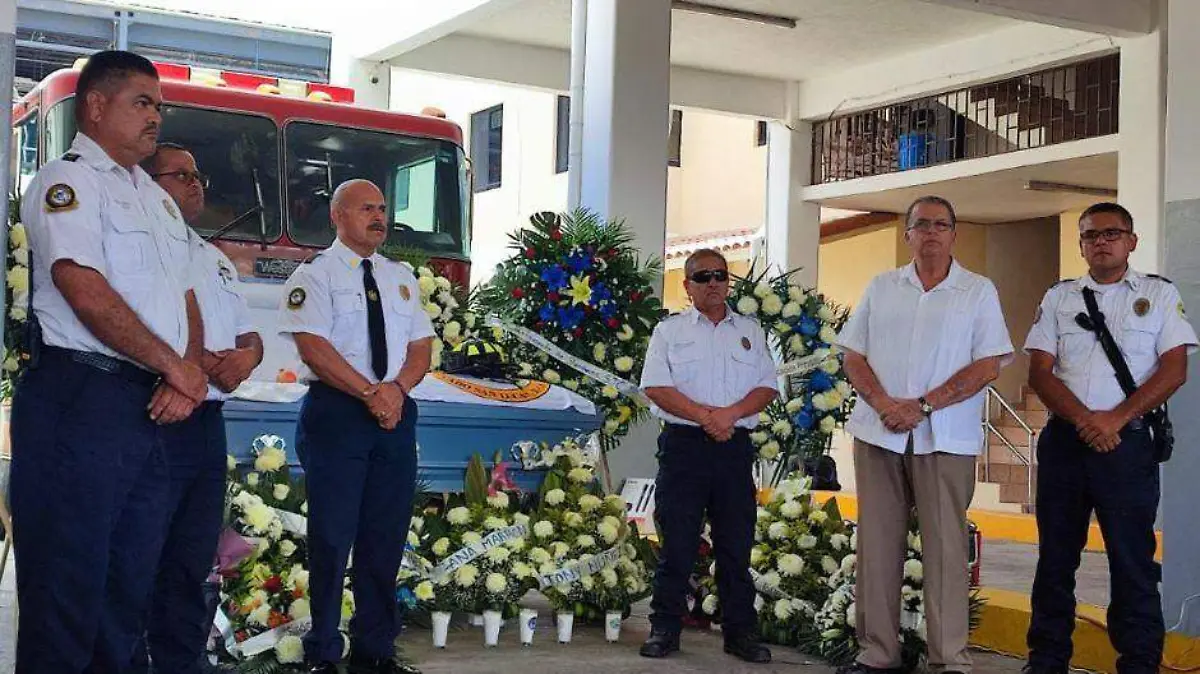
[639,248,778,664]
[142,142,263,673]
[835,195,1013,674]
[1023,202,1197,674]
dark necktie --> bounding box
[361,259,388,381]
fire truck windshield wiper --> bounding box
[204,168,269,251]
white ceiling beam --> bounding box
[915,0,1154,37]
[352,0,527,62]
[389,33,791,119]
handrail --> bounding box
[982,386,1035,505]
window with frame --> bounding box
[12,114,39,198]
[668,109,682,167]
[555,95,570,174]
[471,105,503,191]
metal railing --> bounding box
[812,53,1120,184]
[982,386,1035,505]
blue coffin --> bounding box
[223,398,602,493]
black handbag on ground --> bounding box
[1080,287,1174,462]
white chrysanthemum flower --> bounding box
[411,516,424,533]
[455,564,479,588]
[749,431,769,445]
[756,507,771,522]
[592,343,607,362]
[567,468,593,484]
[486,546,511,564]
[246,472,260,487]
[782,301,802,319]
[736,296,759,315]
[414,581,435,601]
[779,500,803,520]
[614,356,634,373]
[447,507,471,525]
[750,546,764,566]
[759,441,781,461]
[288,597,311,621]
[487,491,510,509]
[904,559,924,582]
[830,533,849,551]
[787,284,806,302]
[753,283,772,299]
[597,521,620,544]
[774,599,793,621]
[908,532,923,554]
[533,521,556,540]
[578,494,602,512]
[545,489,566,506]
[461,532,482,546]
[822,556,839,575]
[702,594,719,615]
[543,369,562,384]
[432,537,451,557]
[841,554,857,575]
[275,635,304,664]
[762,294,784,316]
[819,325,838,344]
[243,503,274,534]
[771,419,792,439]
[768,522,790,540]
[818,305,835,321]
[778,554,805,577]
[551,542,571,559]
[484,516,507,531]
[529,547,551,565]
[785,398,804,414]
[485,573,507,594]
[809,510,829,525]
[512,562,534,580]
[820,416,837,434]
[273,484,290,501]
[575,534,596,549]
[788,334,807,355]
[248,603,272,627]
[563,512,584,528]
[601,567,619,588]
[254,446,287,473]
[798,535,818,550]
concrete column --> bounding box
[1118,22,1166,273]
[1161,0,1200,636]
[1,0,15,352]
[330,34,391,110]
[575,0,671,488]
[577,0,671,278]
[765,118,821,288]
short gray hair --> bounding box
[904,195,957,230]
[684,248,727,277]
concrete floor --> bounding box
[0,542,1113,673]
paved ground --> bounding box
[0,541,1112,673]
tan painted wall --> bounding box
[985,218,1061,400]
[669,114,767,237]
[1059,209,1089,280]
[951,222,989,275]
[818,221,903,308]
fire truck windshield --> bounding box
[285,122,470,259]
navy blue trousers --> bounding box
[140,401,227,674]
[1028,417,1163,674]
[650,424,757,638]
[296,382,418,664]
[10,349,171,673]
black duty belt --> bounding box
[42,345,159,387]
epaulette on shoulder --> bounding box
[1053,278,1075,288]
[1146,273,1174,284]
[61,152,81,162]
[301,252,322,264]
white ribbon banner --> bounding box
[536,544,624,589]
[775,353,829,378]
[484,316,650,406]
[215,608,238,657]
[750,568,797,602]
[430,523,529,584]
[238,616,313,657]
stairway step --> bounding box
[994,424,1035,446]
[986,443,1031,464]
[1000,480,1037,504]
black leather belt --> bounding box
[42,345,159,387]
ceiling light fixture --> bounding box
[1024,180,1117,198]
[670,1,797,29]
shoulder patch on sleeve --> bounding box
[1053,278,1076,287]
[301,252,323,265]
[61,152,81,162]
[44,183,78,212]
[1146,273,1174,284]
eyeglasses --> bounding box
[151,170,209,188]
[689,269,729,284]
[907,220,954,233]
[1080,228,1131,244]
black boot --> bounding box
[638,628,681,658]
[724,633,771,663]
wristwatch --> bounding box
[918,396,934,417]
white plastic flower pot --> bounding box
[556,612,575,644]
[519,608,538,646]
[604,612,622,642]
[431,611,451,648]
[483,610,503,647]
[470,613,484,627]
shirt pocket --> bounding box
[104,204,156,277]
[387,298,416,342]
[730,345,763,395]
[1120,313,1160,365]
[1056,310,1095,369]
[667,340,703,386]
[331,289,365,353]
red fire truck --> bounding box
[11,61,472,379]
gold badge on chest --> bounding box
[399,285,411,301]
[1134,297,1151,317]
[741,336,752,350]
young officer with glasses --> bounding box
[639,248,778,664]
[1024,202,1197,674]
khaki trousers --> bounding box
[853,438,976,673]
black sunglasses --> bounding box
[151,170,210,189]
[689,269,729,284]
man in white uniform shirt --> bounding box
[141,143,263,673]
[639,248,777,664]
[278,179,432,674]
[835,196,1013,674]
[10,51,208,672]
[1023,203,1196,674]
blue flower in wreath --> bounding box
[793,408,815,431]
[567,250,593,274]
[799,315,821,337]
[592,282,613,303]
[396,586,417,610]
[809,370,835,393]
[539,303,557,323]
[558,305,586,330]
[598,301,618,318]
[540,264,569,290]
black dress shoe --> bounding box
[347,655,422,674]
[309,663,339,674]
[1022,664,1068,674]
[638,629,681,658]
[723,634,771,663]
[835,663,903,674]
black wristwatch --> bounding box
[918,396,934,417]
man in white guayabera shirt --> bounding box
[834,196,1014,674]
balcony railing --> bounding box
[811,53,1120,185]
